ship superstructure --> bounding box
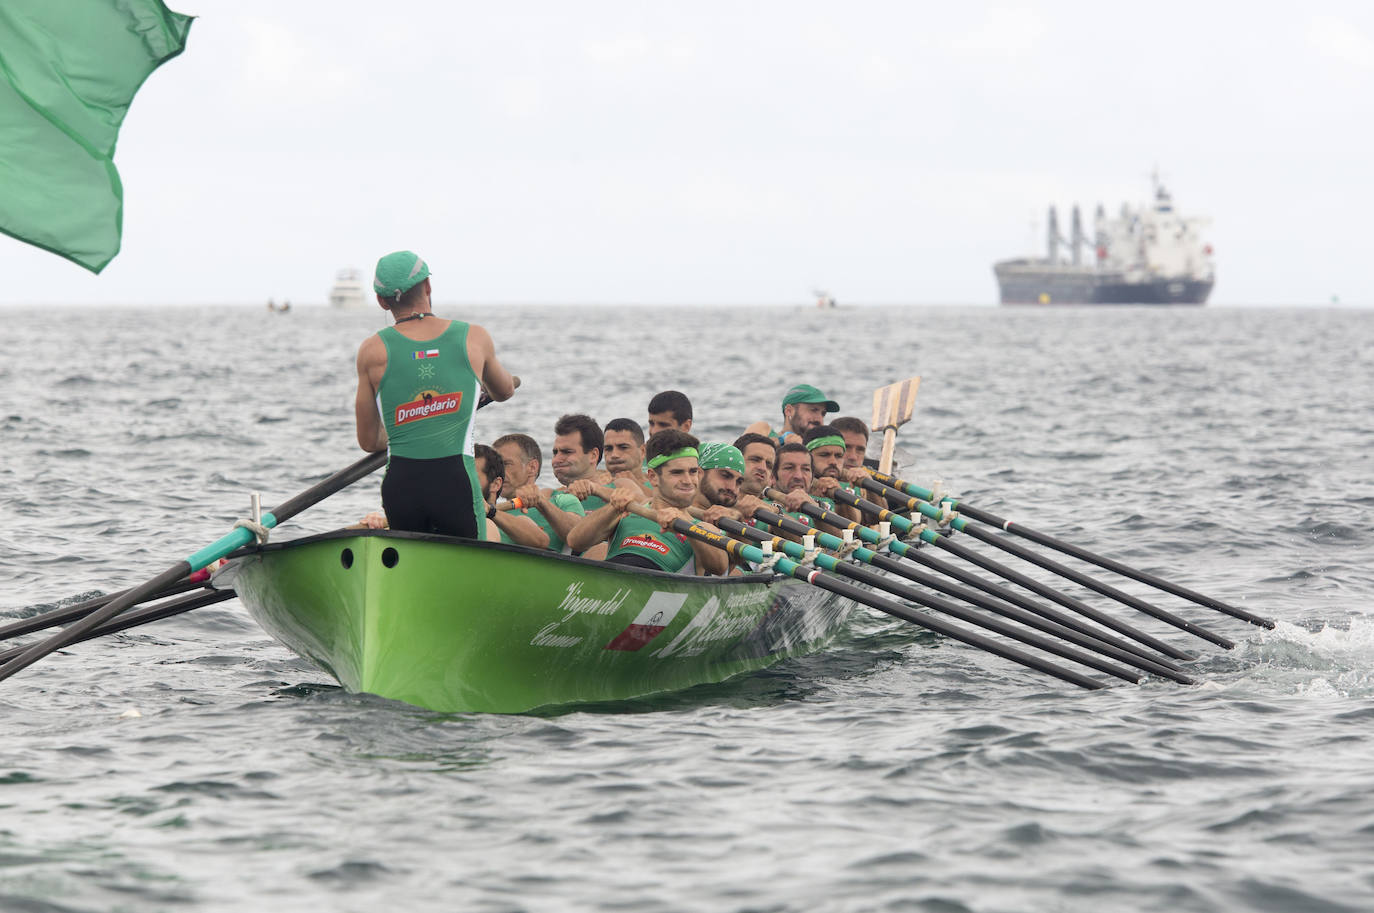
[994,174,1214,305]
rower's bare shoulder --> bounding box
[743,420,771,436]
[356,333,386,368]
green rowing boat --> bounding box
[219,530,859,713]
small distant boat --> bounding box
[328,269,368,309]
[813,288,838,309]
[266,298,290,313]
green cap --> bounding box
[373,250,431,300]
[698,442,745,475]
[782,384,839,413]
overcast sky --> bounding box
[4,1,1373,307]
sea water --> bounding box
[1,304,1372,912]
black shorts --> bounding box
[605,553,662,570]
[381,454,483,538]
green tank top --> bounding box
[376,322,480,460]
[500,490,586,553]
[606,513,696,573]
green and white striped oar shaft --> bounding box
[738,508,1188,683]
[807,486,1196,662]
[858,476,1236,650]
[752,489,1181,673]
[759,491,1187,672]
[0,451,388,684]
[866,469,1273,630]
[655,516,1105,691]
[717,515,1177,685]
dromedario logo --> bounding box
[395,389,462,426]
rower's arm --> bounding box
[490,510,550,550]
[354,338,387,452]
[536,491,584,545]
[565,497,624,553]
[689,536,729,577]
[468,323,517,402]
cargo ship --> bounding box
[994,175,1214,305]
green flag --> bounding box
[0,1,192,273]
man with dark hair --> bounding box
[692,442,770,530]
[647,390,693,434]
[552,414,603,485]
[803,424,863,523]
[354,250,517,539]
[743,383,839,445]
[829,416,870,471]
[732,432,777,497]
[566,431,727,576]
[602,417,648,486]
[478,441,549,548]
[552,413,607,514]
[492,432,585,553]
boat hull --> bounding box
[220,531,858,713]
[993,259,1212,305]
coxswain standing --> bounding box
[354,251,517,537]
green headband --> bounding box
[646,447,699,470]
[805,435,846,452]
[698,442,745,474]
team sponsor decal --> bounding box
[529,582,633,648]
[619,534,669,555]
[604,591,689,652]
[395,390,462,425]
[413,349,440,360]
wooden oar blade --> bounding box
[871,376,920,474]
[870,376,920,433]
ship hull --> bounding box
[994,260,1212,306]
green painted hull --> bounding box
[221,530,858,713]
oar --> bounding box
[623,507,1104,690]
[771,486,1196,662]
[869,377,920,474]
[734,506,1190,684]
[0,450,388,684]
[0,588,236,665]
[713,513,1168,684]
[858,476,1236,649]
[0,578,211,644]
[866,468,1274,630]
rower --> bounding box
[647,390,693,435]
[766,440,844,539]
[353,250,517,538]
[829,416,871,472]
[732,432,777,498]
[743,383,839,445]
[492,432,586,553]
[801,423,864,524]
[602,417,649,489]
[567,430,728,576]
[477,442,548,548]
[551,413,605,507]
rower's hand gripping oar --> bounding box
[623,505,1104,690]
[735,504,1191,684]
[866,468,1274,630]
[0,450,389,684]
[858,475,1237,650]
[771,486,1196,662]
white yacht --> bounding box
[328,269,368,309]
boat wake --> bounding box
[1224,614,1374,697]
